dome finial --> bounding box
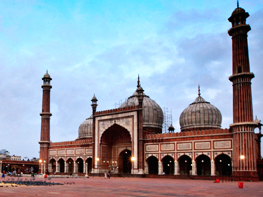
[237,0,239,8]
[198,85,201,96]
[137,74,140,88]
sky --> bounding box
[0,0,262,159]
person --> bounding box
[104,171,107,179]
[32,172,34,177]
[107,170,110,179]
[2,170,5,178]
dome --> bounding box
[232,7,245,15]
[119,79,163,133]
[78,115,93,138]
[43,71,51,78]
[179,91,222,131]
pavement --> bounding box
[0,176,263,197]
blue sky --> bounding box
[0,0,262,159]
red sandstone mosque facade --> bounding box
[39,4,262,180]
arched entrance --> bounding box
[215,154,232,176]
[100,124,132,172]
[58,158,65,173]
[162,156,174,175]
[76,158,84,173]
[118,149,131,174]
[196,155,211,176]
[49,159,56,173]
[86,158,92,173]
[147,156,158,175]
[67,158,74,174]
[178,155,192,175]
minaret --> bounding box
[39,71,52,174]
[228,4,258,180]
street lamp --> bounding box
[240,155,245,170]
[39,159,43,174]
[44,160,46,175]
[131,157,135,175]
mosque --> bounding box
[39,4,262,180]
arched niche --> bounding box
[215,154,232,176]
[196,154,211,176]
[178,155,192,175]
[147,156,158,175]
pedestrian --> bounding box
[2,170,5,178]
[104,171,107,179]
[107,170,110,179]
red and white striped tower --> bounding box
[228,4,258,180]
[39,71,52,174]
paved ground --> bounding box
[0,176,263,197]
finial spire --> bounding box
[137,74,140,88]
[198,85,201,96]
[237,0,239,8]
[46,69,48,74]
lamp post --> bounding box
[85,162,89,178]
[240,155,245,171]
[39,159,43,174]
[44,160,46,175]
[131,157,135,176]
[96,158,100,174]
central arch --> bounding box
[100,124,132,172]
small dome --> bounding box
[43,70,51,78]
[232,7,245,15]
[168,124,175,132]
[119,80,163,132]
[78,115,93,138]
[179,93,222,131]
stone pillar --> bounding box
[56,162,60,173]
[65,162,68,173]
[0,161,2,174]
[83,162,86,174]
[85,163,89,177]
[192,160,197,175]
[211,160,215,176]
[158,161,163,175]
[48,163,52,173]
[41,163,44,174]
[144,162,148,174]
[73,162,77,173]
[174,160,179,175]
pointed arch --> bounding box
[215,154,232,176]
[146,156,158,175]
[162,155,174,175]
[178,155,192,175]
[196,154,211,176]
[100,123,131,144]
